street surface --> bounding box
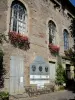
[27,90,75,100]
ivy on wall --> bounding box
[0,33,7,89]
[0,50,5,88]
[55,63,66,85]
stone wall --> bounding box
[0,0,74,93]
[0,0,73,60]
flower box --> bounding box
[48,43,60,54]
[8,31,30,50]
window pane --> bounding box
[19,12,22,20]
[13,4,18,10]
[14,10,17,19]
[48,21,56,44]
[11,2,26,33]
[13,19,17,32]
[64,30,69,50]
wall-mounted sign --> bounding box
[30,56,49,75]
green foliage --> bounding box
[56,64,66,85]
[64,18,75,68]
[0,33,7,44]
[0,32,7,88]
[65,48,75,66]
[0,92,9,100]
[69,17,75,49]
[0,49,6,88]
[58,86,65,91]
[0,49,4,57]
[69,18,75,38]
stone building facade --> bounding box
[0,0,75,95]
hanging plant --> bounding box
[48,43,60,54]
[8,31,30,50]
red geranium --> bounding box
[48,43,60,53]
[8,31,30,50]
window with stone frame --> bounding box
[10,1,27,34]
[48,20,56,44]
[63,29,69,50]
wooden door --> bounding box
[10,56,24,95]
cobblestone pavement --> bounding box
[27,90,75,100]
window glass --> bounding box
[11,1,27,34]
[63,30,69,50]
[48,21,56,44]
[13,19,17,32]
